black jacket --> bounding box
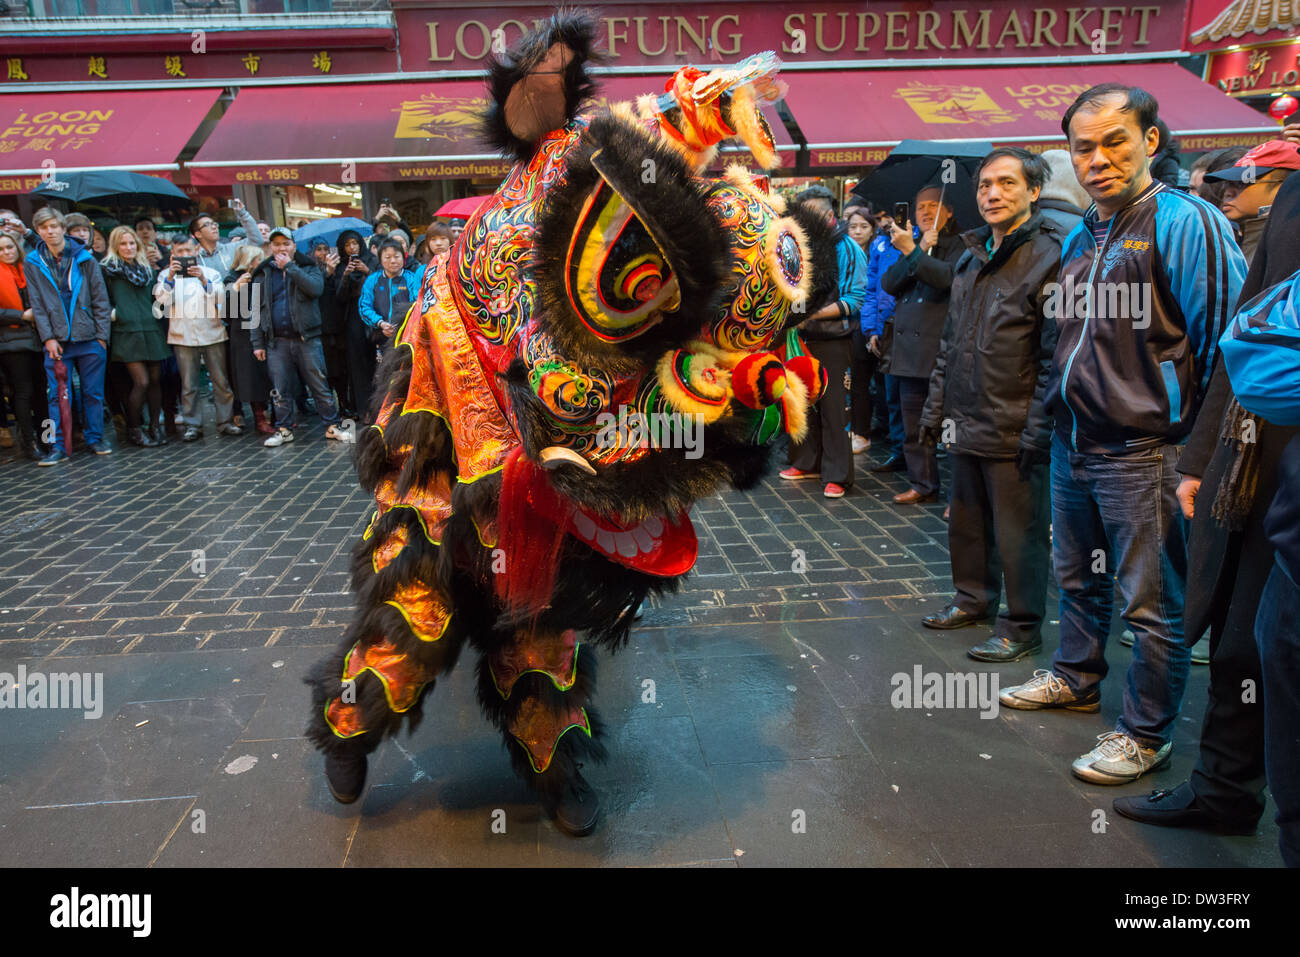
[879,230,963,379]
[1179,172,1300,643]
[0,280,39,354]
[334,229,378,326]
[249,250,324,350]
[921,212,1063,458]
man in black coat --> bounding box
[1114,167,1300,837]
[311,238,352,419]
[881,185,963,503]
[918,148,1061,661]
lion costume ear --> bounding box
[480,9,602,163]
[531,106,734,372]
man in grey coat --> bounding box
[26,207,112,464]
[189,198,259,277]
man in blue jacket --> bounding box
[1219,265,1300,866]
[1000,84,1247,785]
[26,207,112,464]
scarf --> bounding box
[0,260,24,311]
[100,257,153,287]
[1211,395,1264,531]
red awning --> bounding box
[186,74,795,186]
[0,88,221,193]
[782,62,1281,169]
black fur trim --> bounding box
[474,645,607,794]
[530,110,734,374]
[786,204,843,319]
[480,8,604,163]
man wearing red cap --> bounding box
[1206,140,1300,267]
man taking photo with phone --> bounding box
[250,228,345,448]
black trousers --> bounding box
[0,350,46,445]
[345,314,379,422]
[321,332,352,415]
[898,374,940,497]
[948,452,1050,641]
[849,327,878,438]
[789,336,853,487]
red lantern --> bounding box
[1269,94,1299,123]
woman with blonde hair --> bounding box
[103,224,169,447]
[223,243,275,434]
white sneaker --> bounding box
[263,427,294,448]
[851,434,870,454]
[325,424,347,442]
[1071,731,1171,785]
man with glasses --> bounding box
[190,197,259,276]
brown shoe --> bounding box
[893,489,938,504]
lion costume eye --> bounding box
[762,217,812,307]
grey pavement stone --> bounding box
[0,425,1282,866]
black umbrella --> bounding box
[850,139,993,232]
[29,170,191,210]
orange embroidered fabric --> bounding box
[324,636,435,737]
[424,261,520,481]
[374,472,453,543]
[488,628,578,699]
[508,698,591,773]
[385,579,451,643]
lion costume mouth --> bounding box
[569,507,697,576]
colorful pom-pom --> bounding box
[730,351,787,409]
[783,354,826,404]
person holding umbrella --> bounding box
[26,207,113,464]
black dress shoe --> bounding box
[968,635,1042,662]
[1113,782,1258,835]
[542,766,600,837]
[324,750,368,804]
[870,454,906,473]
[921,604,988,630]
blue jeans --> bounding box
[44,339,106,452]
[265,336,338,430]
[1256,559,1300,867]
[1048,433,1190,748]
[884,373,905,458]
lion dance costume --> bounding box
[306,11,839,835]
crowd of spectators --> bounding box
[0,199,458,462]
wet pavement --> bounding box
[0,416,1283,867]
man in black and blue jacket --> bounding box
[1000,84,1247,785]
[27,207,113,464]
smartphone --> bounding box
[175,255,197,273]
[227,199,238,208]
[894,202,910,226]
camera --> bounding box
[174,255,198,273]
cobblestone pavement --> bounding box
[0,418,1282,867]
